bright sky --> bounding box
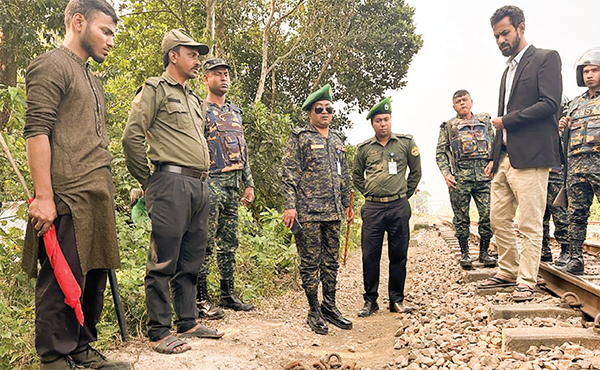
[346,0,600,203]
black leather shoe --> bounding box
[390,301,415,314]
[357,301,379,317]
[321,304,352,329]
[307,309,328,335]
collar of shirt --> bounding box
[506,43,530,69]
[60,45,88,69]
[368,134,399,146]
[162,71,193,93]
[207,99,232,110]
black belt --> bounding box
[365,194,403,203]
[155,164,208,180]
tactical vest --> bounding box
[569,95,600,156]
[205,102,248,173]
[448,114,491,160]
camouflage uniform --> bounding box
[543,167,569,250]
[435,113,494,242]
[282,126,351,296]
[563,90,600,273]
[199,101,253,281]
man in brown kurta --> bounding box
[24,1,128,369]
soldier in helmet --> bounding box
[557,47,600,275]
[436,90,497,270]
[353,97,422,317]
[282,84,354,335]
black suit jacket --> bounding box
[490,45,562,173]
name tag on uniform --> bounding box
[388,160,397,175]
[311,144,325,149]
[337,161,341,175]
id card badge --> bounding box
[337,161,342,175]
[388,151,397,175]
[388,160,397,175]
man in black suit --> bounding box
[478,5,562,302]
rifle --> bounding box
[0,133,129,341]
[342,191,354,267]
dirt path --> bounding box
[108,225,426,370]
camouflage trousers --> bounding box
[567,172,600,246]
[449,179,492,241]
[295,221,341,294]
[543,181,569,246]
[198,181,239,280]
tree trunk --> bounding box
[0,31,18,131]
[254,0,275,105]
[205,0,216,55]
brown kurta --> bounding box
[23,46,120,277]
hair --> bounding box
[64,0,119,29]
[163,45,181,68]
[490,5,524,29]
[452,89,470,101]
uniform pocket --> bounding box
[165,101,191,129]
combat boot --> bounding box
[554,244,570,267]
[197,277,225,320]
[558,244,584,275]
[220,279,255,311]
[459,239,472,269]
[321,283,352,330]
[540,240,553,262]
[478,239,497,267]
[305,288,328,335]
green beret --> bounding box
[302,84,333,111]
[366,97,392,120]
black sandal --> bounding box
[512,286,534,302]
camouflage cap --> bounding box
[203,58,230,73]
[161,29,209,55]
[366,97,392,120]
[302,83,333,111]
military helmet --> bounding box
[575,47,600,87]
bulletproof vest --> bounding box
[569,95,600,156]
[448,114,491,160]
[205,102,248,173]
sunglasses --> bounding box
[313,106,334,114]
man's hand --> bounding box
[346,207,354,223]
[241,187,255,206]
[444,174,457,189]
[492,117,504,130]
[484,161,494,178]
[558,116,571,132]
[130,187,145,206]
[282,208,298,229]
[29,196,57,237]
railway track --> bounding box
[438,215,600,331]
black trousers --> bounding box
[36,215,107,360]
[360,198,411,306]
[144,171,209,341]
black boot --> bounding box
[540,240,553,262]
[220,279,255,311]
[459,239,472,269]
[305,289,328,335]
[197,277,225,319]
[558,244,584,275]
[321,284,352,330]
[478,239,497,267]
[554,244,570,267]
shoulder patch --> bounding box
[410,145,420,157]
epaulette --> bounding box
[440,118,454,128]
[331,130,347,142]
[135,76,163,96]
[393,133,413,140]
[357,137,374,148]
[291,127,310,136]
[229,102,243,115]
[475,113,491,122]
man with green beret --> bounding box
[353,97,421,317]
[282,83,354,335]
[122,29,222,354]
[435,90,497,270]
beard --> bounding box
[81,27,105,63]
[500,33,521,57]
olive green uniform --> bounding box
[122,72,210,341]
[353,134,421,307]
